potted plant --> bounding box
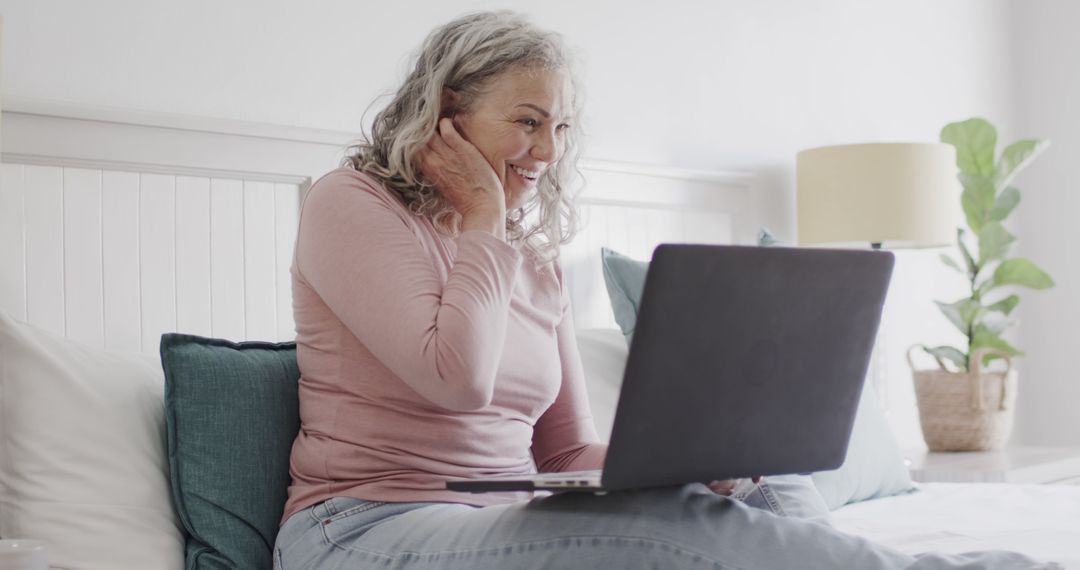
[909,117,1054,451]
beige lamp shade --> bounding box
[797,143,963,248]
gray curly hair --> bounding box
[344,11,582,263]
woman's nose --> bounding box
[531,130,560,163]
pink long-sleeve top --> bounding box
[281,168,607,522]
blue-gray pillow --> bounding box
[598,244,914,509]
[160,334,299,569]
[600,247,648,346]
[601,230,779,346]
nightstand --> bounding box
[905,446,1080,484]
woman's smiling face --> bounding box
[450,67,573,210]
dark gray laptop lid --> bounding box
[601,244,894,491]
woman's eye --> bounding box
[556,123,571,132]
[519,118,538,128]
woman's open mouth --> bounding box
[510,164,540,183]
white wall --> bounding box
[1011,1,1080,447]
[0,0,1013,236]
[0,0,1022,449]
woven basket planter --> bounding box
[908,347,1018,452]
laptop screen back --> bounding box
[601,244,894,491]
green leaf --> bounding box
[989,187,1021,222]
[975,272,997,300]
[971,325,1024,366]
[935,298,982,335]
[961,192,982,234]
[996,139,1049,188]
[980,311,1011,335]
[959,174,996,232]
[923,345,968,372]
[987,294,1020,315]
[941,118,997,177]
[940,254,965,274]
[991,258,1055,290]
[957,229,977,275]
[977,222,1015,263]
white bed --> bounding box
[833,482,1080,567]
[576,327,1079,569]
[0,101,1076,569]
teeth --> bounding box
[511,165,539,179]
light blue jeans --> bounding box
[273,476,1057,569]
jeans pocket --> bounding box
[321,500,436,552]
[730,479,760,502]
[325,498,387,523]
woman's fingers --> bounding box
[415,147,435,174]
[429,123,453,153]
[437,118,496,169]
[707,479,739,496]
[437,117,467,149]
[707,476,765,497]
[416,148,449,192]
[424,120,471,171]
[415,117,505,221]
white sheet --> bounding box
[832,482,1080,568]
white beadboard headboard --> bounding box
[564,160,755,329]
[0,162,301,350]
[0,99,759,351]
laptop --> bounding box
[447,243,894,494]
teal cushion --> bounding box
[598,245,914,509]
[159,334,299,569]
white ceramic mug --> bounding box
[0,540,48,570]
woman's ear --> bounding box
[439,88,460,118]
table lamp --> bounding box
[797,143,961,249]
[796,142,963,409]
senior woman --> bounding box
[273,11,1052,570]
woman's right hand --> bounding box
[708,477,763,496]
[416,118,506,238]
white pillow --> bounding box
[575,328,628,442]
[0,312,184,570]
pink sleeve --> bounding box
[295,171,523,411]
[531,262,609,472]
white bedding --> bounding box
[577,328,1079,567]
[833,482,1080,568]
